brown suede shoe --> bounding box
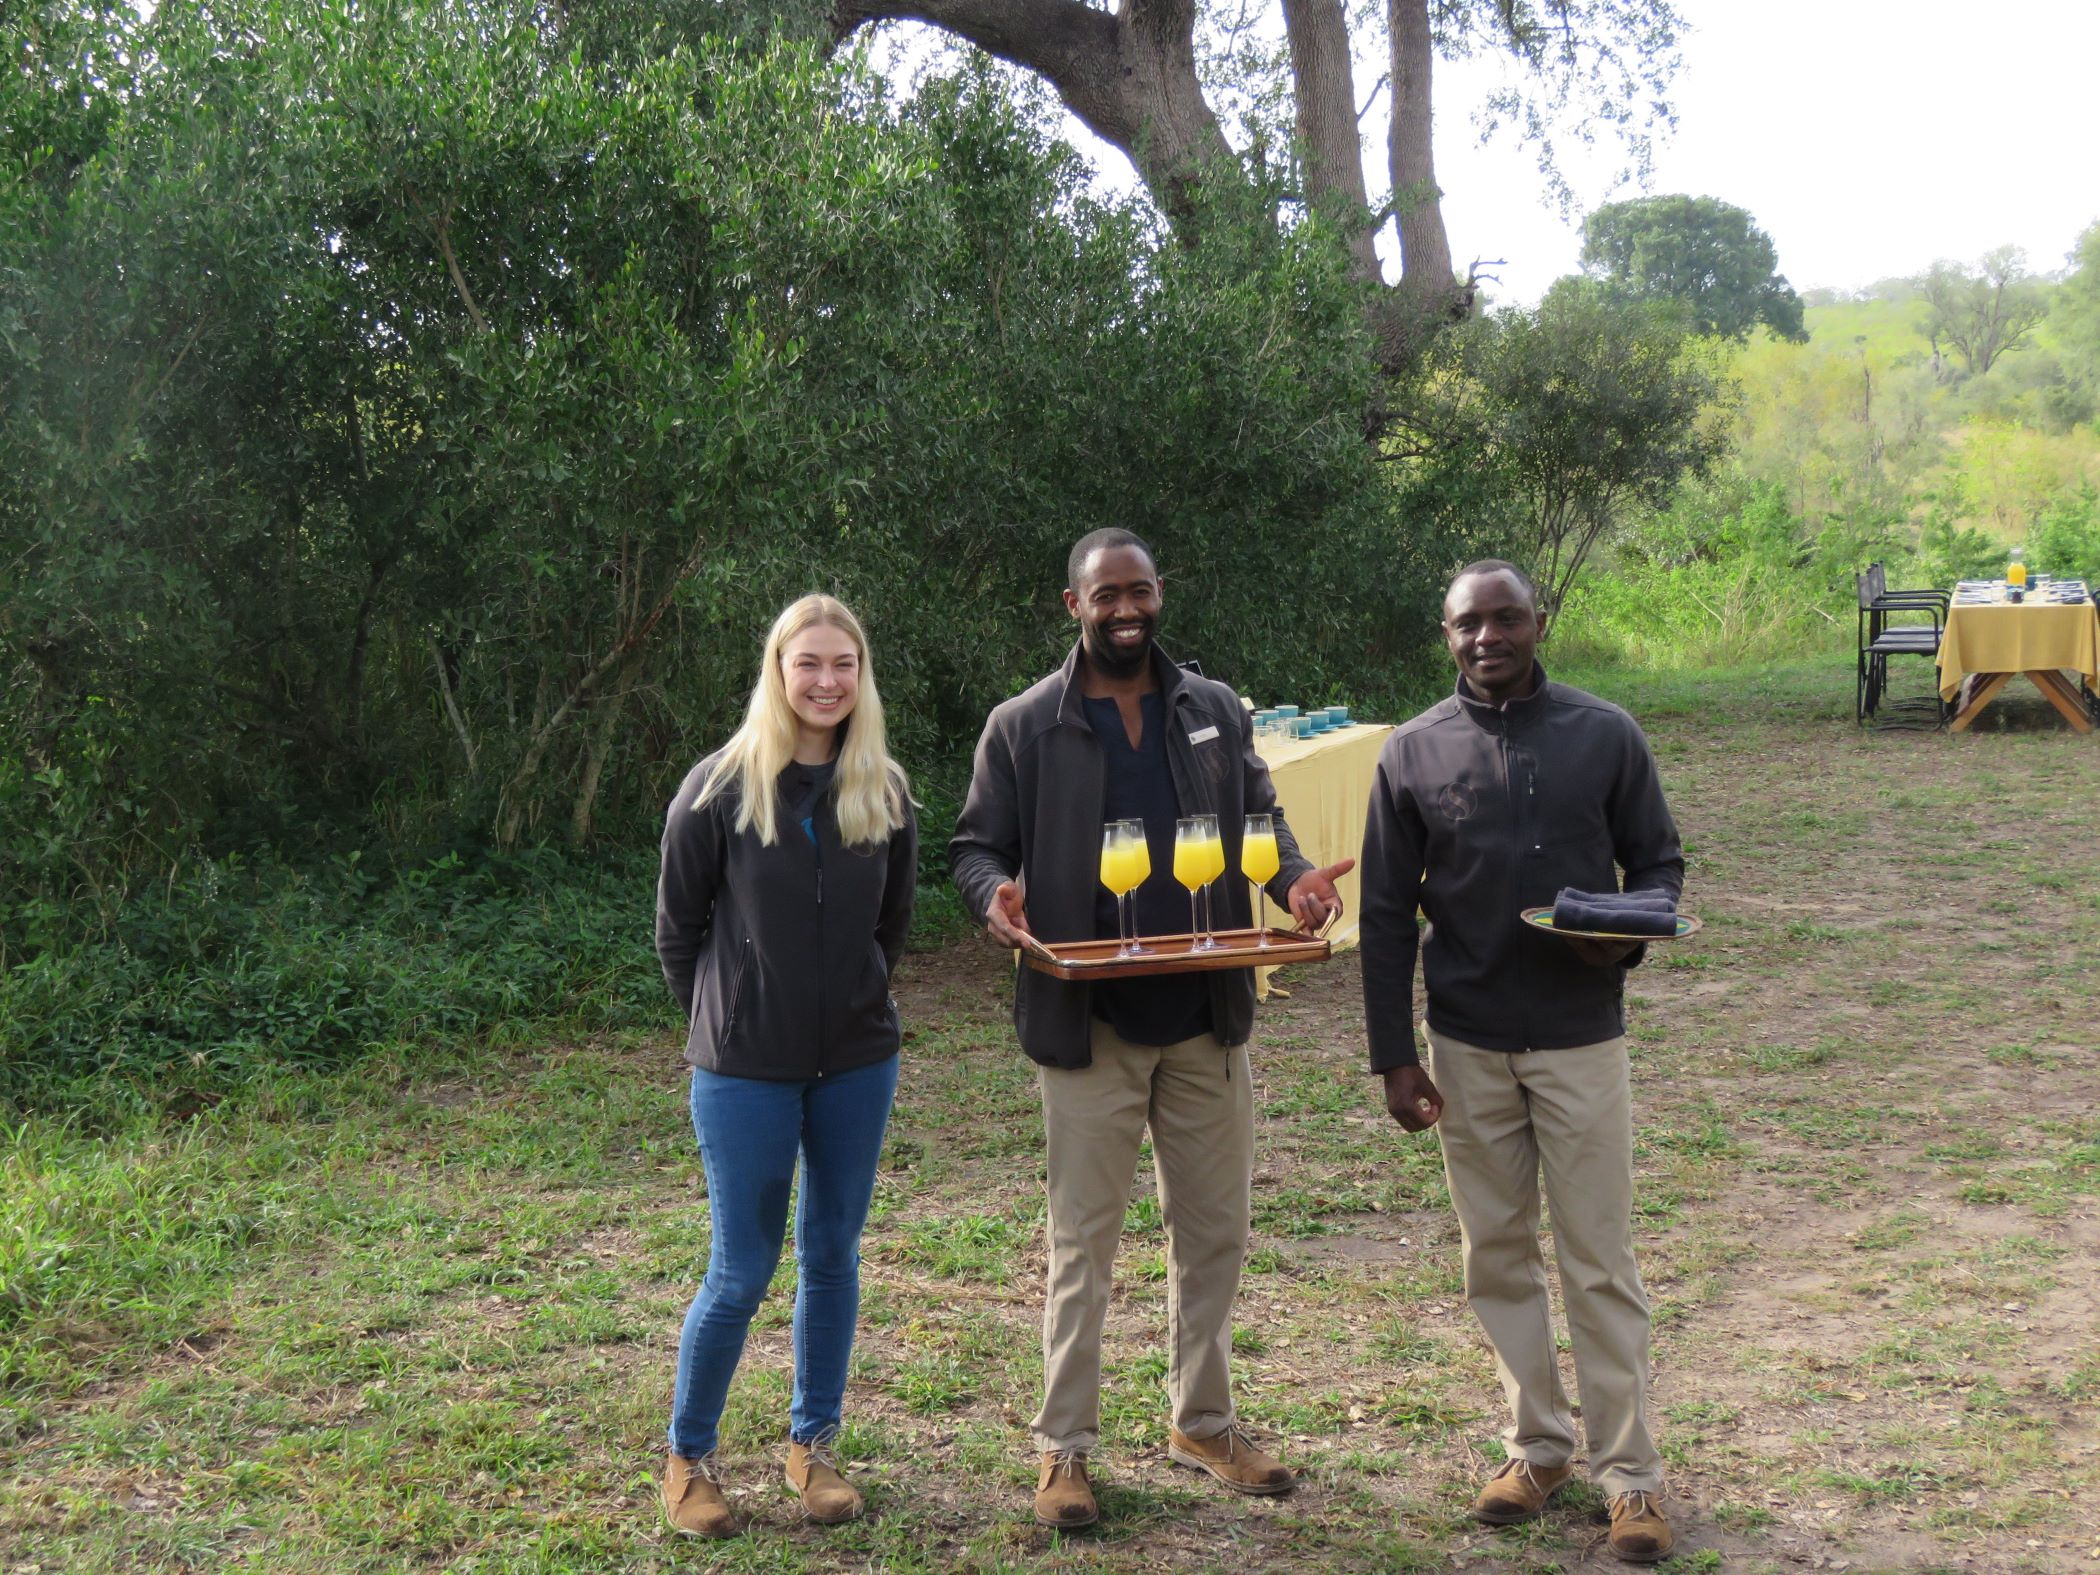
[1473,1456,1572,1524]
[1034,1450,1098,1528]
[1608,1490,1674,1563]
[785,1435,862,1524]
[661,1451,739,1539]
[1166,1424,1294,1495]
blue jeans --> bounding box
[667,1055,898,1457]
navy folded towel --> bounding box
[1551,887,1679,936]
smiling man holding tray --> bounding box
[1358,561,1686,1564]
[950,528,1351,1530]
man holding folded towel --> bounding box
[1358,561,1685,1564]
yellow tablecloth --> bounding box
[1253,724,1393,988]
[1937,595,2100,700]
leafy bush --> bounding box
[0,850,670,1114]
[2027,487,2100,585]
[1553,481,1845,667]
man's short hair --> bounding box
[1447,559,1538,608]
[1067,528,1157,593]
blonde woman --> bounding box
[654,595,916,1538]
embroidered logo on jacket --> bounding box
[1436,782,1478,823]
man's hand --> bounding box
[1286,859,1355,934]
[1565,936,1639,967]
[1381,1066,1444,1132]
[983,880,1034,949]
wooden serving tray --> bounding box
[1021,927,1332,981]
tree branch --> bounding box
[432,208,489,334]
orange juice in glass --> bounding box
[1173,817,1215,950]
[1099,820,1144,955]
[1242,813,1279,944]
[1123,825,1153,950]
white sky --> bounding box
[875,0,2100,304]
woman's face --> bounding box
[781,623,861,741]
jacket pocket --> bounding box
[853,938,895,1030]
[717,937,753,1053]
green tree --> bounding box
[1579,193,1807,342]
[1391,279,1730,623]
[3,1,1420,924]
[1918,246,2048,377]
[2052,221,2100,390]
[827,0,1689,348]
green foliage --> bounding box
[1,5,1413,936]
[1907,503,2003,588]
[1396,280,1731,621]
[2027,487,2100,585]
[0,848,668,1114]
[2,3,1463,1102]
[1556,479,1841,668]
[1581,193,1807,342]
[1919,247,2050,378]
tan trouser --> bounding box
[1031,1019,1253,1454]
[1423,1024,1663,1495]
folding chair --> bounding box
[1855,563,1948,728]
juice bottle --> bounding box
[2009,547,2027,591]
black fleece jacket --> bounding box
[1359,667,1683,1067]
[949,641,1312,1069]
[656,753,917,1079]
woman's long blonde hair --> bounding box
[693,595,911,847]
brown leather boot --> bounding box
[1166,1423,1294,1495]
[1608,1490,1674,1563]
[785,1435,863,1524]
[661,1451,739,1539]
[1472,1457,1572,1524]
[1033,1450,1098,1528]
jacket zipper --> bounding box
[723,938,753,1046]
[814,856,826,1077]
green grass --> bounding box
[6,655,2100,1570]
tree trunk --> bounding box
[1280,0,1380,285]
[568,674,634,846]
[344,556,387,751]
[832,0,1234,234]
[1387,0,1452,294]
[430,635,478,776]
[494,543,701,848]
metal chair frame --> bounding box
[1855,563,1948,728]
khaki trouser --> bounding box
[1423,1024,1663,1495]
[1031,1019,1254,1454]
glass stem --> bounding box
[1188,890,1200,948]
[1257,887,1268,947]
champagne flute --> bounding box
[1172,817,1212,952]
[1099,821,1140,955]
[1120,819,1153,954]
[1196,812,1225,948]
[1242,812,1279,946]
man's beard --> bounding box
[1083,616,1155,678]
